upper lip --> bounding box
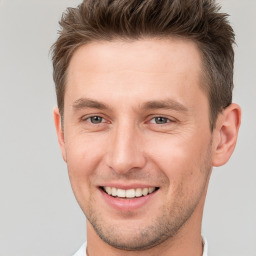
[99,183,158,190]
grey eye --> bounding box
[153,117,169,124]
[89,116,103,124]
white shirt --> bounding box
[73,237,208,256]
[73,242,87,256]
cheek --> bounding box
[145,132,212,188]
[65,132,105,173]
[64,140,103,215]
[147,136,201,169]
[148,136,212,217]
[64,133,107,203]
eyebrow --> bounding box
[141,99,188,112]
[72,98,109,110]
[72,97,188,113]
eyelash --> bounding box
[149,116,173,125]
[83,116,107,124]
[83,115,174,125]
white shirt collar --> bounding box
[202,236,208,256]
[73,242,86,256]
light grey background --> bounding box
[0,0,255,255]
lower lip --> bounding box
[99,188,157,211]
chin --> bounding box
[85,205,192,251]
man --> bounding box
[51,0,241,255]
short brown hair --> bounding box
[51,0,235,130]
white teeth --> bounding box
[112,187,117,196]
[135,188,143,197]
[126,189,135,198]
[103,186,156,198]
[142,188,149,196]
[117,188,126,198]
[105,187,112,195]
[148,187,154,193]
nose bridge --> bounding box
[106,119,146,174]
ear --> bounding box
[53,107,67,162]
[212,103,241,167]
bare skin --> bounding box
[54,38,241,256]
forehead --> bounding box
[65,38,206,109]
[67,37,203,79]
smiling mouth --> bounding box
[100,186,159,199]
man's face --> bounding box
[59,38,214,250]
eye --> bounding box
[150,117,170,124]
[87,116,104,124]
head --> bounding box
[52,0,241,253]
[52,0,235,131]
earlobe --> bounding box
[212,103,241,167]
[53,107,67,162]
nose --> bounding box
[106,122,146,174]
